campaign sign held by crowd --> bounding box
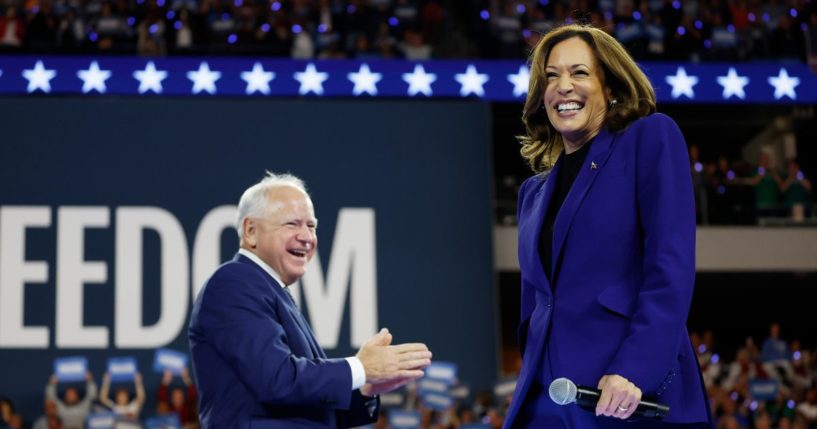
[389,410,422,429]
[152,349,187,375]
[54,356,88,382]
[107,357,138,382]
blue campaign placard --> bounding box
[417,377,449,396]
[450,385,470,399]
[86,412,116,429]
[107,357,137,382]
[379,391,405,408]
[145,415,181,429]
[54,356,88,382]
[424,361,458,385]
[749,379,779,400]
[152,349,188,375]
[421,391,454,411]
[494,379,517,397]
[389,410,421,429]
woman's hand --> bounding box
[596,374,642,419]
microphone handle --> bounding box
[574,387,669,420]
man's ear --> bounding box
[242,217,257,248]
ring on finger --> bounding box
[617,405,629,412]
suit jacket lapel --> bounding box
[551,128,616,282]
[524,158,561,294]
[235,253,325,358]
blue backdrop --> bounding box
[0,97,496,422]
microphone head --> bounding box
[548,377,578,405]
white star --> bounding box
[767,68,800,100]
[507,65,530,97]
[22,60,57,93]
[454,64,489,97]
[76,61,112,94]
[402,64,437,96]
[293,63,329,96]
[241,62,275,95]
[187,62,222,95]
[665,66,699,99]
[716,67,749,100]
[347,64,383,96]
[133,62,168,94]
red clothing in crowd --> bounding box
[158,384,198,424]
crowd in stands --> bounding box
[690,145,813,225]
[357,322,817,428]
[2,323,815,428]
[496,133,814,227]
[0,0,815,61]
[699,323,817,429]
[0,369,198,429]
[353,323,817,429]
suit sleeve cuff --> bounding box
[345,357,366,390]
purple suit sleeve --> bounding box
[197,265,354,409]
[605,114,696,393]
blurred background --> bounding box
[1,0,816,428]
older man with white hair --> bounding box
[189,172,432,428]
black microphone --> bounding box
[548,377,669,420]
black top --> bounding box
[538,138,594,283]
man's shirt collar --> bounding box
[238,248,287,288]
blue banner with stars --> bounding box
[0,56,814,103]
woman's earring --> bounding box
[609,99,618,108]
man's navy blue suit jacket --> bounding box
[189,253,378,428]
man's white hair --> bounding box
[236,171,308,239]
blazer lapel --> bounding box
[523,158,561,293]
[236,253,325,358]
[551,128,617,282]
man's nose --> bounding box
[296,226,314,244]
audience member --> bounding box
[0,7,25,50]
[31,400,59,429]
[795,388,817,427]
[747,152,784,218]
[45,372,97,429]
[157,368,198,427]
[0,0,812,60]
[0,398,14,428]
[99,372,146,421]
[781,159,813,221]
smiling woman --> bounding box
[505,24,712,429]
[518,24,655,172]
[543,37,610,154]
